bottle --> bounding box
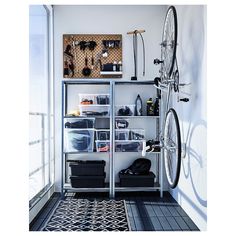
[118,61,122,71]
[113,61,117,71]
[135,94,142,116]
[146,98,154,116]
[154,97,159,116]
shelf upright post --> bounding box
[61,81,66,199]
[61,81,64,198]
[159,87,164,198]
[155,87,161,197]
[109,81,115,198]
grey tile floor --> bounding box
[30,191,199,231]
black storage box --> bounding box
[119,172,156,187]
[70,174,106,188]
[69,160,105,176]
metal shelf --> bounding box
[115,182,160,191]
[64,183,110,192]
[114,80,155,85]
[78,104,110,107]
[115,116,159,118]
[62,79,111,85]
[62,79,155,85]
[100,71,122,75]
[115,151,143,154]
[64,116,110,119]
[63,151,159,155]
[63,151,110,154]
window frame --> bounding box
[29,4,54,210]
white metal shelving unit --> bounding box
[113,81,162,197]
[61,79,163,198]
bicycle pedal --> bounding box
[180,98,189,102]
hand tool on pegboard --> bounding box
[82,53,91,76]
[91,52,95,70]
[68,59,75,77]
[64,44,74,59]
[64,61,69,77]
[71,36,78,74]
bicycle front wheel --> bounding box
[161,6,178,79]
[163,108,181,188]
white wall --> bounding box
[53,5,167,191]
[170,5,207,231]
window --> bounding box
[29,5,54,206]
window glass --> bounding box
[29,5,53,202]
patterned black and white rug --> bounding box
[41,199,131,231]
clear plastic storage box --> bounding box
[95,140,110,152]
[79,94,109,105]
[95,129,110,140]
[115,118,129,129]
[64,118,95,129]
[79,94,96,105]
[96,95,109,105]
[130,129,145,140]
[115,105,135,116]
[115,140,143,152]
[78,104,110,117]
[64,128,95,153]
[115,129,129,140]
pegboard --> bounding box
[63,34,122,78]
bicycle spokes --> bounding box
[161,6,178,78]
[164,108,181,188]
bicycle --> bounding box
[142,6,182,189]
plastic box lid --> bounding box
[68,160,106,166]
[119,171,156,179]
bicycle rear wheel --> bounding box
[161,6,178,79]
[163,108,181,188]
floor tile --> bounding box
[182,216,200,231]
[174,216,191,231]
[30,191,200,232]
[158,216,172,231]
[166,216,182,231]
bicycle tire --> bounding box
[161,6,178,79]
[163,108,181,188]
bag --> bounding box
[118,106,133,116]
[119,158,151,175]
